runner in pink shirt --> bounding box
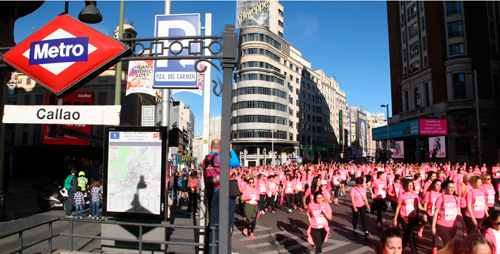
[465,176,489,233]
[393,178,425,254]
[492,163,500,191]
[283,174,295,213]
[240,178,260,238]
[331,170,342,206]
[370,171,388,228]
[422,171,437,198]
[388,175,403,212]
[481,174,496,214]
[303,176,321,209]
[350,176,371,237]
[419,179,442,238]
[413,173,422,195]
[306,191,332,254]
[265,175,278,213]
[294,172,306,211]
[256,174,267,215]
[340,167,348,197]
[431,181,464,254]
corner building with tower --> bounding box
[232,0,347,166]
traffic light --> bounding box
[339,110,343,125]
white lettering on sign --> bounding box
[34,42,85,60]
[155,72,197,82]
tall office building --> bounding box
[386,1,500,163]
[232,0,347,166]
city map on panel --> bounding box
[107,132,162,215]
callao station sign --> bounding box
[1,14,129,125]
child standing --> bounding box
[90,181,102,219]
[74,186,85,219]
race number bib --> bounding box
[488,195,494,204]
[260,186,266,192]
[445,208,457,221]
[406,204,415,215]
[334,179,340,185]
[316,216,326,228]
[286,187,293,193]
[474,200,484,211]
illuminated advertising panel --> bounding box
[236,0,272,28]
[43,92,93,145]
[429,136,446,158]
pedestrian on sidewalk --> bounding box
[89,180,102,219]
[241,177,260,239]
[350,176,371,237]
[187,170,201,217]
[306,191,332,254]
[74,186,85,219]
[65,169,78,218]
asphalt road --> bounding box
[3,180,464,254]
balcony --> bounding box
[398,106,433,121]
[445,99,475,111]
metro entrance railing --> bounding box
[0,217,218,254]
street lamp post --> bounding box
[271,130,275,166]
[380,104,390,160]
[466,70,481,165]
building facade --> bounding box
[386,1,500,164]
[232,0,347,166]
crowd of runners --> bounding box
[171,160,500,254]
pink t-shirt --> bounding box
[307,202,332,229]
[492,166,500,179]
[465,188,487,218]
[331,175,341,186]
[305,187,320,202]
[386,174,395,186]
[482,184,496,207]
[267,181,278,196]
[295,178,304,192]
[284,180,295,194]
[388,183,402,202]
[242,187,260,205]
[398,192,420,217]
[423,180,432,193]
[423,190,441,216]
[414,180,422,194]
[371,179,387,199]
[350,186,367,208]
[435,194,460,227]
[460,184,472,208]
[257,179,267,194]
[340,170,348,181]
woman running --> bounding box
[240,177,260,239]
[370,171,388,228]
[350,176,371,237]
[419,179,442,237]
[464,176,488,233]
[306,191,332,254]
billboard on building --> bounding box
[419,119,447,135]
[126,60,156,97]
[236,0,272,28]
[358,111,367,157]
[392,140,404,158]
[429,136,446,158]
[43,92,93,145]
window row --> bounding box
[241,48,281,62]
[232,130,287,139]
[232,86,287,99]
[236,73,284,85]
[241,61,280,72]
[231,101,287,112]
[231,115,288,125]
[241,33,282,50]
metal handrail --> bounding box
[0,217,218,254]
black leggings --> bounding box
[464,215,484,233]
[351,205,368,232]
[187,192,198,213]
[332,185,340,199]
[246,216,257,233]
[310,228,327,253]
[285,193,294,209]
[372,199,385,224]
[266,195,276,212]
[295,191,304,208]
[391,200,398,213]
[398,216,418,254]
[258,194,266,211]
[435,224,457,248]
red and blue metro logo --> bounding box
[2,14,130,97]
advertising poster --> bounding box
[350,111,357,147]
[392,140,404,158]
[104,127,167,218]
[358,111,367,157]
[236,0,272,28]
[43,92,92,145]
[347,109,351,147]
[419,119,447,135]
[429,136,446,158]
[126,60,156,97]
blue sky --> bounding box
[14,1,391,136]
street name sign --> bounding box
[2,14,130,98]
[153,14,200,89]
[2,105,121,125]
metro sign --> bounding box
[2,14,131,98]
